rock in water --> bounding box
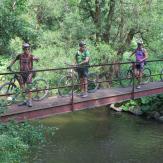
[128,106,143,115]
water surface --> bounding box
[29,107,163,163]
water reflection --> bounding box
[29,107,163,163]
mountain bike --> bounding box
[0,69,49,106]
[119,59,151,87]
[58,63,99,96]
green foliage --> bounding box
[0,99,7,115]
[0,100,57,163]
[1,121,56,145]
[0,120,57,162]
[90,43,117,64]
[121,94,163,113]
[0,0,39,54]
[140,95,163,113]
[121,100,137,111]
[61,10,96,42]
[0,134,28,163]
[29,0,65,30]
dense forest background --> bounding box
[0,0,162,65]
[0,1,163,162]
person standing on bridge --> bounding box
[129,41,148,89]
[74,41,90,98]
[7,43,39,107]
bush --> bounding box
[0,134,28,163]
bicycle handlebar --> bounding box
[127,59,132,61]
[64,62,79,67]
[64,62,74,66]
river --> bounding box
[28,107,163,163]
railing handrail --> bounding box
[0,59,163,76]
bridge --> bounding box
[0,60,163,122]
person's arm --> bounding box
[80,56,90,65]
[129,50,135,58]
[7,55,19,69]
[141,49,148,62]
[32,55,39,62]
[73,52,79,66]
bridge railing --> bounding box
[0,59,163,109]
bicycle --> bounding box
[119,59,151,87]
[57,63,99,96]
[160,69,163,81]
[0,68,49,106]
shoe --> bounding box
[27,100,32,107]
[77,92,84,96]
[18,101,27,106]
[136,85,141,89]
[81,93,88,98]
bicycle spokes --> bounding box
[32,78,49,101]
[0,83,17,106]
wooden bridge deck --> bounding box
[1,81,163,122]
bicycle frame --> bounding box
[4,74,18,93]
[67,68,77,78]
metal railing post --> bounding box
[71,69,74,111]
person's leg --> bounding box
[81,68,88,97]
[77,68,84,95]
[136,69,142,89]
[137,62,144,85]
[135,64,141,88]
[83,77,88,94]
[79,77,84,94]
[135,64,140,80]
[26,73,33,107]
[17,75,27,106]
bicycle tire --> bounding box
[0,82,18,106]
[142,68,151,84]
[88,73,99,93]
[32,78,49,101]
[58,75,78,96]
[119,70,133,87]
[160,69,163,81]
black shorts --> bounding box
[77,67,88,78]
[18,73,33,84]
[136,62,144,70]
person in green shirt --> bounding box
[75,41,90,98]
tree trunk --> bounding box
[117,28,137,56]
[95,0,101,42]
[102,0,116,43]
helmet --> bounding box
[137,41,143,46]
[22,43,30,48]
[79,41,86,47]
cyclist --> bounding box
[7,43,39,107]
[129,41,148,89]
[74,41,90,98]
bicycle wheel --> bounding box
[119,70,133,87]
[0,82,18,106]
[32,78,49,101]
[160,69,163,81]
[142,68,151,84]
[88,73,99,93]
[58,75,78,96]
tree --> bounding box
[0,0,38,54]
[79,0,163,56]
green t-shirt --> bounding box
[75,50,90,65]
